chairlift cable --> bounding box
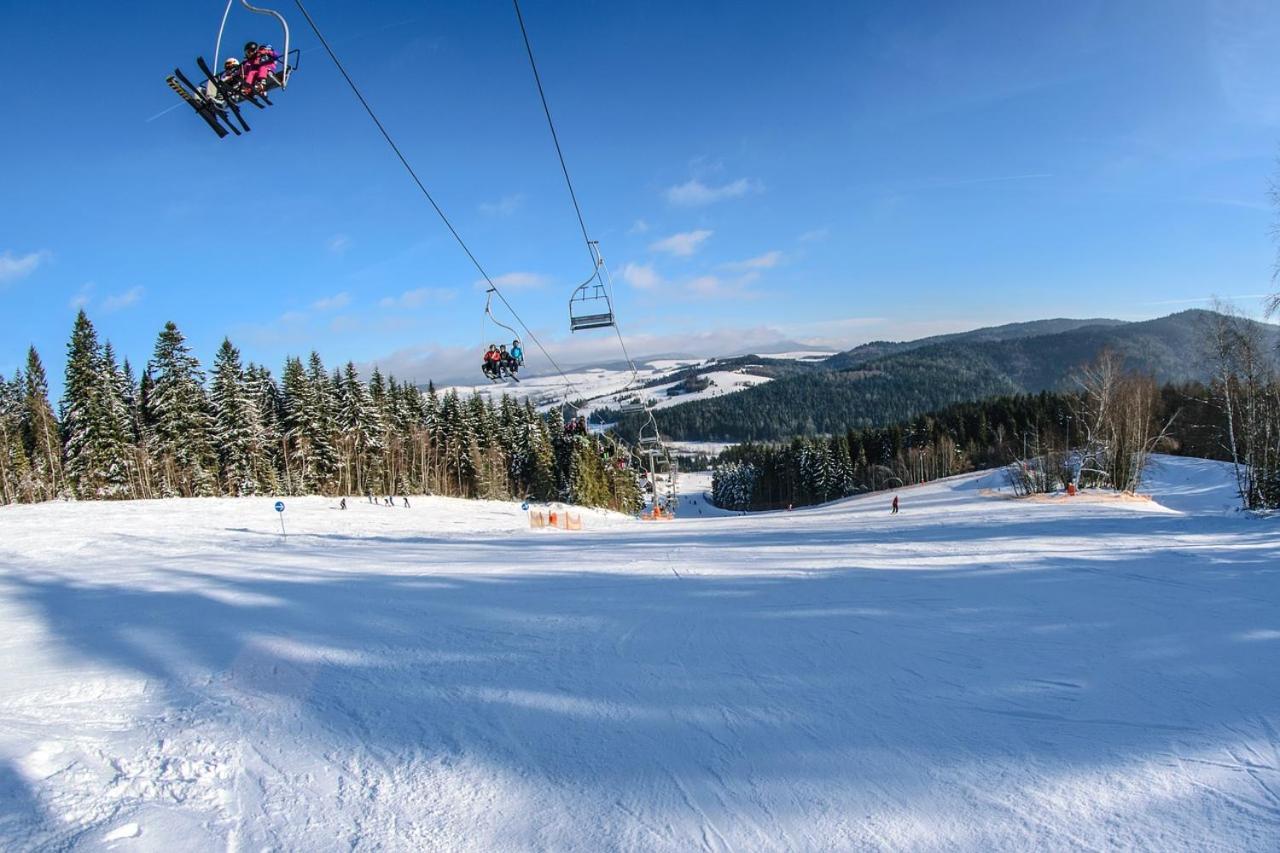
[291,0,583,402]
[511,0,645,396]
[511,0,595,269]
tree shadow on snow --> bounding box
[1,508,1278,847]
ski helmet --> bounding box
[224,57,240,68]
[244,41,260,54]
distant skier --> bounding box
[402,496,410,508]
[891,495,899,514]
[340,497,347,510]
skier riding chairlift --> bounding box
[498,344,518,378]
[481,345,502,381]
[164,1,299,138]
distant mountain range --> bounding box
[614,310,1280,443]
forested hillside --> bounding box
[710,381,1235,512]
[0,312,642,512]
[822,317,1127,370]
[637,311,1280,442]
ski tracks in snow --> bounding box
[0,458,1277,849]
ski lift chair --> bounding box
[167,0,299,138]
[569,277,615,332]
[637,421,662,448]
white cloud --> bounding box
[680,270,763,300]
[327,234,351,254]
[379,287,458,309]
[649,229,713,257]
[68,283,94,310]
[722,251,782,271]
[0,250,49,285]
[798,227,830,243]
[478,271,550,291]
[102,286,144,312]
[628,219,651,235]
[312,292,352,311]
[479,194,525,216]
[664,177,762,206]
[620,262,664,290]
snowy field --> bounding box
[446,356,780,418]
[445,359,708,413]
[1,456,1278,851]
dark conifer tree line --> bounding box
[711,383,1258,512]
[0,312,642,513]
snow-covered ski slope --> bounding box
[0,456,1277,851]
[446,353,797,417]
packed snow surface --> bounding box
[1,456,1278,851]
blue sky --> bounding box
[3,0,1280,390]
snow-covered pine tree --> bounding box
[61,311,120,498]
[526,401,556,501]
[438,390,477,496]
[832,435,856,497]
[0,371,33,504]
[548,406,571,498]
[712,461,758,510]
[279,357,311,495]
[145,321,216,497]
[211,339,269,496]
[245,364,284,494]
[422,384,441,494]
[305,352,340,494]
[99,342,135,497]
[387,377,418,494]
[117,358,155,499]
[467,392,506,499]
[396,378,427,494]
[337,361,383,496]
[21,347,63,501]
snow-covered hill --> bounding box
[0,456,1276,850]
[445,349,832,418]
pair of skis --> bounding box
[167,57,276,139]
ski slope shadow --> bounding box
[0,760,58,849]
[2,512,1279,850]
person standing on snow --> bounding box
[891,495,899,514]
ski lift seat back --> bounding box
[569,277,615,332]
